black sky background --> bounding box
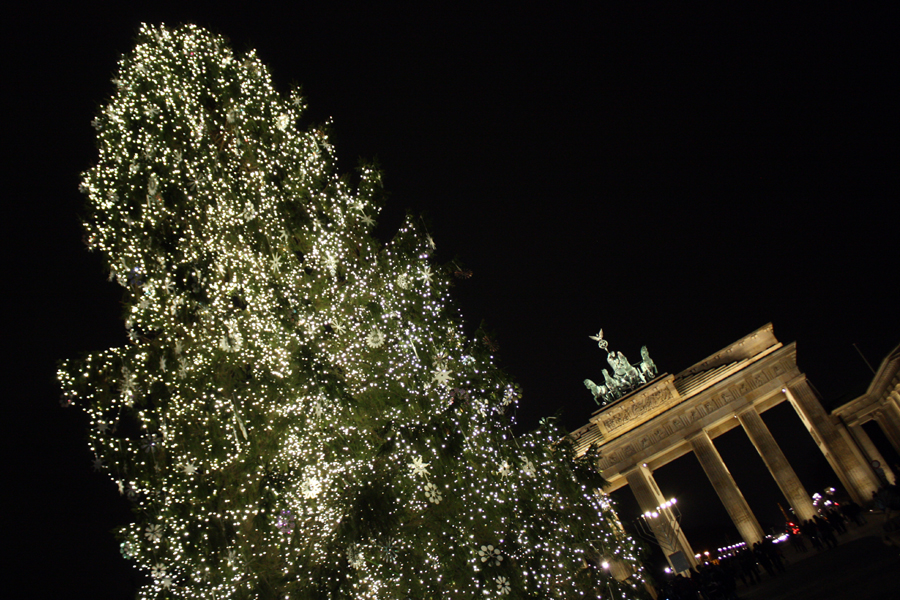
[7,2,898,597]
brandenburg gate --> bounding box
[571,323,896,573]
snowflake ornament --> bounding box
[501,388,518,406]
[151,563,167,579]
[348,544,364,569]
[276,509,295,535]
[120,541,134,559]
[409,456,430,479]
[120,368,135,395]
[241,203,256,222]
[497,576,511,595]
[418,265,434,285]
[145,524,164,543]
[182,462,197,475]
[142,433,161,453]
[424,482,443,504]
[225,548,239,567]
[498,460,512,478]
[432,367,451,386]
[366,328,385,348]
[522,459,537,477]
[478,544,503,566]
[381,537,400,563]
[323,254,338,274]
[313,400,325,419]
[219,322,242,352]
[301,476,322,499]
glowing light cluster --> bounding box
[58,23,647,599]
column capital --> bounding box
[621,462,651,477]
[685,428,711,443]
[736,404,759,417]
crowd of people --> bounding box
[653,469,900,600]
[654,500,872,600]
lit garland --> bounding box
[58,23,647,599]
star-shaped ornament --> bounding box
[432,367,451,386]
[409,456,430,479]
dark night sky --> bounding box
[7,2,898,597]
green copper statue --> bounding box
[585,329,658,406]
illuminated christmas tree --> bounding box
[58,23,646,599]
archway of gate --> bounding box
[571,324,882,574]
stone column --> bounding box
[874,404,900,456]
[624,464,697,573]
[737,406,817,521]
[785,376,880,504]
[689,430,765,546]
[846,422,896,485]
